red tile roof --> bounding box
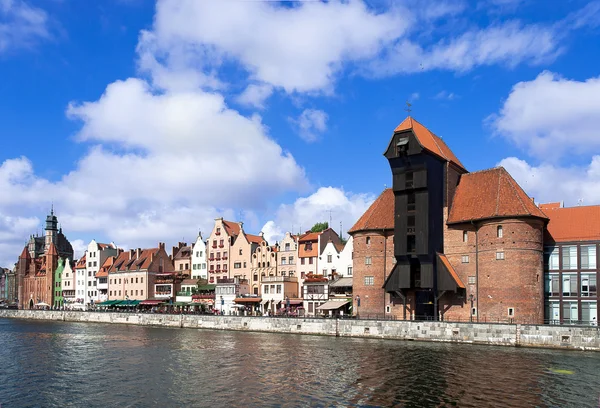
[438,253,465,289]
[394,117,466,172]
[75,255,86,269]
[222,220,241,236]
[539,202,562,210]
[19,246,30,259]
[96,256,115,278]
[447,167,548,224]
[348,189,394,233]
[246,234,264,244]
[108,248,167,273]
[544,205,600,242]
[298,232,320,242]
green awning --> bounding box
[97,300,119,306]
[116,300,141,306]
[172,302,189,306]
[188,303,204,306]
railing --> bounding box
[155,279,173,284]
[261,276,298,283]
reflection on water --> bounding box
[1,318,600,407]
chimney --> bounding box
[172,246,178,258]
[150,251,154,262]
[259,231,264,238]
[129,249,135,260]
[158,242,165,250]
[136,248,141,258]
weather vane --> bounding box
[404,101,412,114]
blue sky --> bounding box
[1,0,600,266]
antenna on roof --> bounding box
[327,210,333,227]
[578,198,584,206]
[340,221,343,240]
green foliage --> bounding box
[310,222,329,233]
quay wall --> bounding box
[1,310,599,352]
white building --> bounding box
[62,259,76,308]
[318,235,354,279]
[74,255,87,309]
[191,233,208,280]
[215,277,250,315]
[260,276,299,315]
[86,240,118,305]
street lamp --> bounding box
[469,294,475,322]
[355,295,361,319]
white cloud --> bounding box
[489,71,600,159]
[500,156,600,207]
[141,0,407,94]
[410,92,420,101]
[261,187,376,244]
[289,109,329,143]
[369,21,559,75]
[0,0,51,52]
[434,90,456,100]
[235,84,274,109]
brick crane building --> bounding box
[350,117,549,324]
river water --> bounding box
[1,319,599,407]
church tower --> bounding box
[45,207,58,253]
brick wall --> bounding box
[351,230,395,318]
[443,218,544,323]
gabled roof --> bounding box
[96,256,115,278]
[348,189,394,234]
[539,202,562,210]
[75,255,86,269]
[544,205,600,242]
[47,243,58,256]
[246,234,264,244]
[19,246,30,259]
[298,232,320,242]
[393,117,466,172]
[222,220,241,236]
[108,248,163,273]
[447,167,548,224]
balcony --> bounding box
[222,256,228,260]
[219,244,224,248]
[155,292,172,298]
[216,256,221,261]
[209,257,215,261]
[212,244,217,249]
[261,276,298,283]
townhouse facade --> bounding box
[107,243,174,301]
[215,277,250,315]
[191,233,208,280]
[230,228,264,282]
[172,242,192,276]
[86,240,119,304]
[207,218,239,283]
[61,259,75,308]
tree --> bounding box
[310,222,329,233]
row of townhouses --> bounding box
[3,116,598,325]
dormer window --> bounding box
[396,136,409,155]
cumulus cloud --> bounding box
[289,109,329,143]
[261,187,376,244]
[0,0,52,52]
[500,156,600,207]
[235,84,274,109]
[489,71,600,160]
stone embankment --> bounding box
[1,309,599,352]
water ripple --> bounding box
[1,319,600,407]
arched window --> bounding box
[497,226,503,238]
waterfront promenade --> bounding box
[1,309,599,352]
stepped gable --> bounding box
[447,167,548,224]
[543,204,600,242]
[392,116,466,172]
[348,189,394,233]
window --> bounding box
[496,251,505,260]
[407,193,416,212]
[109,291,112,296]
[185,263,189,270]
[277,285,282,294]
[497,226,503,238]
[289,256,294,263]
[468,276,476,285]
[199,251,203,257]
[220,239,224,247]
[243,262,247,268]
[463,231,468,243]
[193,264,197,270]
[545,247,559,270]
[407,236,416,253]
[281,257,287,265]
[347,266,353,276]
[562,301,578,324]
[581,245,597,269]
[581,274,597,297]
[327,255,332,263]
[88,271,92,277]
[135,290,138,296]
[471,308,477,317]
[309,258,313,265]
[308,303,314,313]
[216,227,221,235]
[285,243,290,251]
[307,285,325,294]
[141,290,143,296]
[364,276,374,285]
[141,277,143,283]
[366,237,371,245]
[545,273,560,296]
[180,264,183,271]
[508,307,514,317]
[270,285,275,293]
[365,257,372,265]
[462,255,469,263]
[562,246,577,270]
[562,274,577,297]
[582,302,598,325]
[239,249,243,256]
[234,262,241,269]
